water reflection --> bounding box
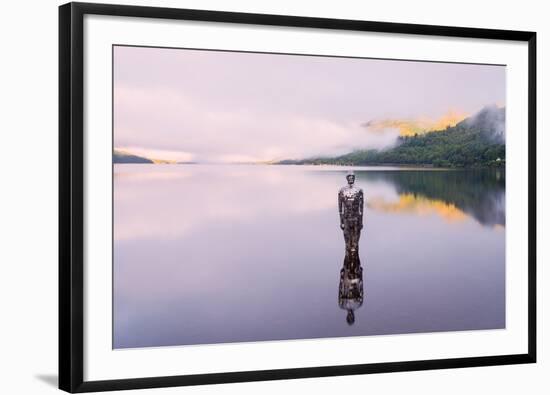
[114,165,505,348]
[368,194,468,223]
[354,169,505,227]
[338,251,364,325]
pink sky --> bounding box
[114,45,505,162]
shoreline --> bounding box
[113,162,504,171]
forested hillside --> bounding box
[279,106,505,168]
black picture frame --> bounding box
[59,2,537,392]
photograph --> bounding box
[113,45,507,349]
[0,0,543,393]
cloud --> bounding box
[114,47,506,162]
[463,104,506,142]
[115,85,393,162]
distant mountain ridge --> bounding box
[113,149,153,164]
[113,149,185,164]
[279,106,505,168]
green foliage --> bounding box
[282,116,505,168]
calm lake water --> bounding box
[113,164,505,349]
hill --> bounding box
[113,150,153,164]
[279,106,505,168]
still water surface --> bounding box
[113,165,505,349]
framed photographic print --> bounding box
[59,2,536,392]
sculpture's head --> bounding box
[346,309,355,325]
[346,171,355,186]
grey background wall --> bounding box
[0,0,546,393]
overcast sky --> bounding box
[114,45,505,162]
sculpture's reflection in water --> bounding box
[338,251,364,325]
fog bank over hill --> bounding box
[461,105,505,142]
[279,106,506,168]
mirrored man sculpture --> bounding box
[338,171,364,254]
